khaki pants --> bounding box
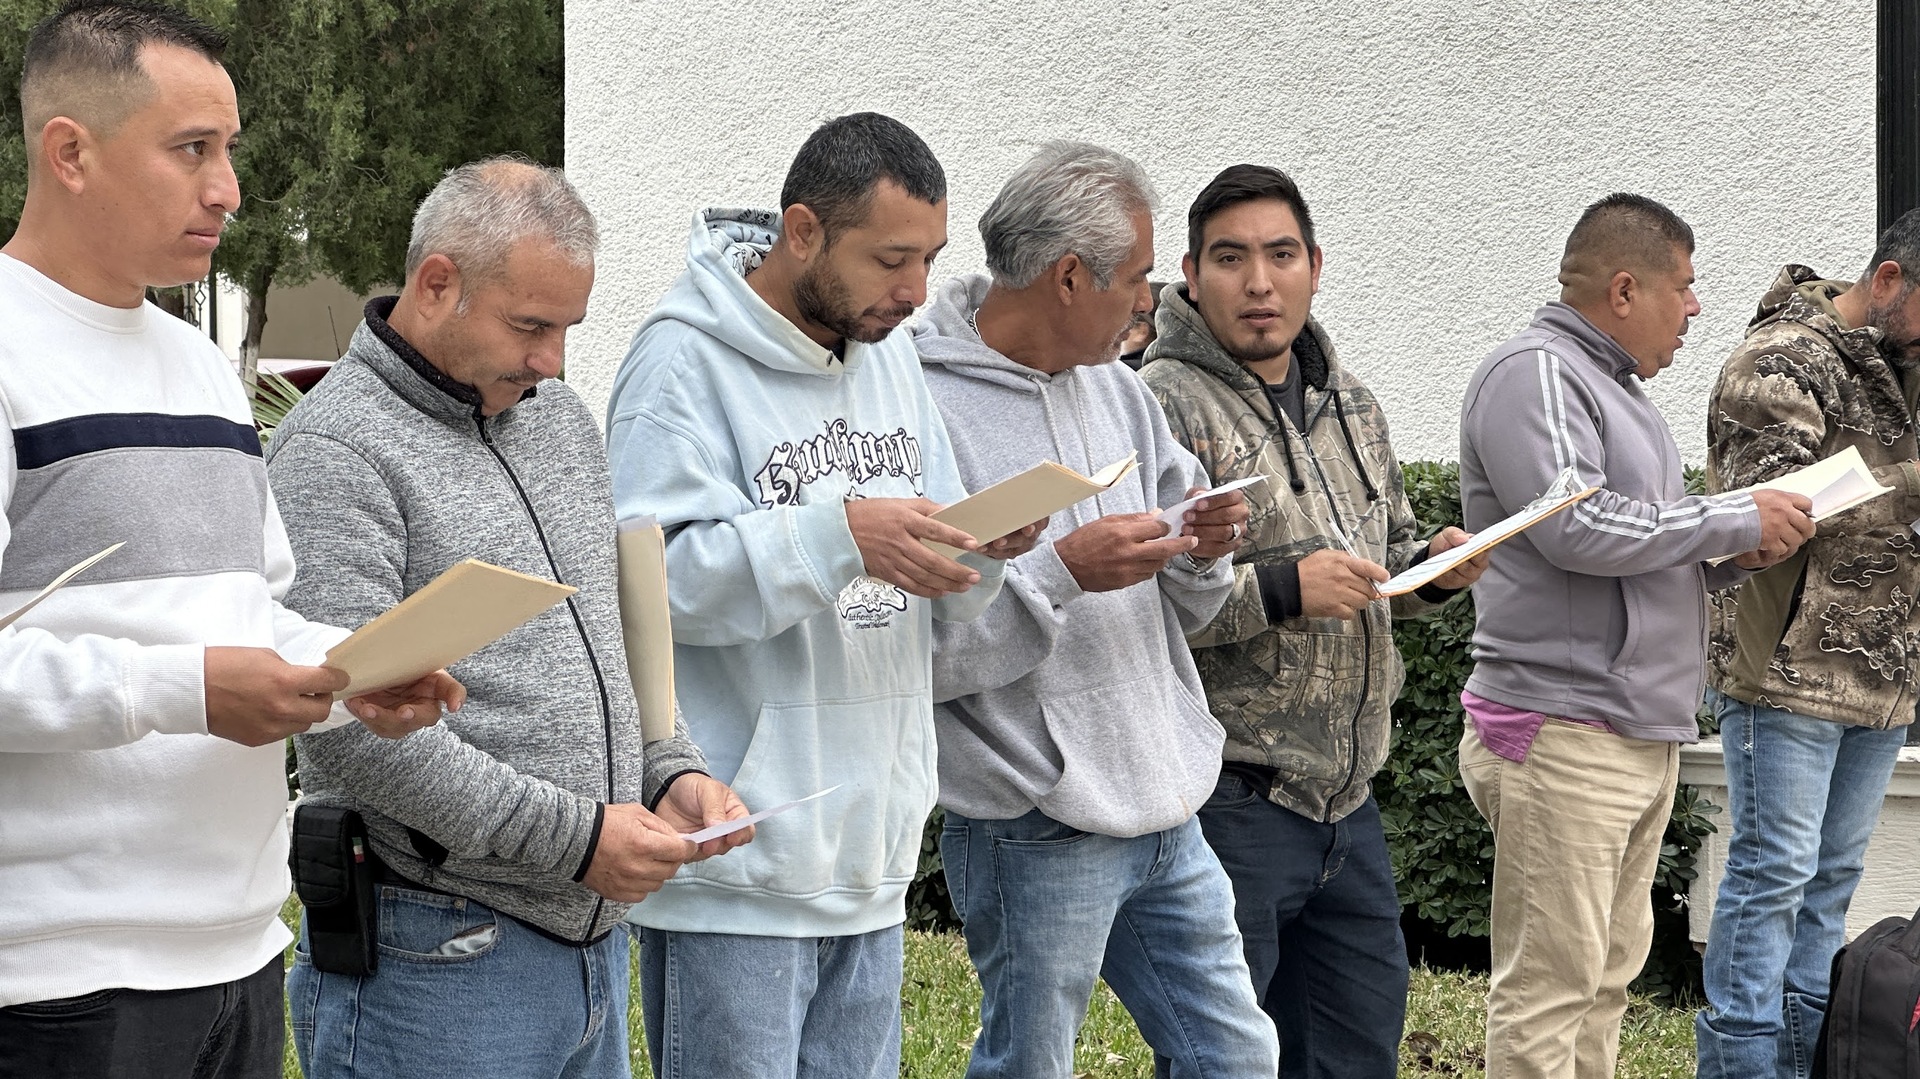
[1459,719,1680,1079]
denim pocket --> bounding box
[988,811,1091,847]
[1207,770,1263,811]
[4,987,121,1016]
[375,886,500,965]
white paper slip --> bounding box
[1156,475,1268,529]
[680,785,842,844]
[0,542,124,632]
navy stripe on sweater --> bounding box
[13,413,261,470]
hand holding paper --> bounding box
[678,785,842,845]
[653,772,758,858]
[848,498,984,600]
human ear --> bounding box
[782,204,825,261]
[411,254,462,318]
[41,117,89,195]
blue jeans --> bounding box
[637,924,903,1079]
[287,886,630,1079]
[1695,689,1907,1079]
[942,809,1277,1079]
[1193,779,1408,1079]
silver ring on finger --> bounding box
[1229,522,1242,541]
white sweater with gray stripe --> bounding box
[1459,302,1760,741]
[0,254,352,1008]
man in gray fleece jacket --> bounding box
[268,159,750,1079]
[1457,193,1814,1079]
[916,143,1276,1079]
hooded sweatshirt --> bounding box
[1460,303,1761,740]
[913,274,1232,837]
[1140,286,1448,824]
[604,209,1003,938]
[1707,266,1920,730]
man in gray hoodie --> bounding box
[1458,193,1816,1079]
[268,159,751,1079]
[915,142,1277,1079]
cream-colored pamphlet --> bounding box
[1377,485,1598,598]
[0,541,124,632]
[1706,446,1896,565]
[926,453,1140,559]
[325,559,576,698]
[617,517,677,742]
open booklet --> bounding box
[616,517,678,742]
[325,559,576,698]
[1376,471,1599,598]
[924,453,1140,559]
[0,541,125,632]
[1704,445,1896,565]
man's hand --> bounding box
[344,670,465,740]
[979,518,1048,561]
[650,773,755,861]
[204,646,350,747]
[1297,547,1389,620]
[1749,489,1817,563]
[1175,487,1251,562]
[846,497,983,599]
[580,803,697,904]
[1426,527,1491,591]
[1054,513,1197,593]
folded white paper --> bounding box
[1156,475,1268,529]
[679,785,842,844]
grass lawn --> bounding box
[280,904,1697,1078]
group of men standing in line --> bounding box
[5,5,1920,1079]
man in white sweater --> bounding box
[0,5,459,1077]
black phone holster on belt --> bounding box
[289,804,379,976]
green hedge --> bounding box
[907,460,1718,1002]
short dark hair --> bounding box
[1560,192,1694,281]
[20,1,226,132]
[1186,164,1316,263]
[778,112,946,236]
[1865,207,1920,286]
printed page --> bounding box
[325,559,576,698]
[926,453,1139,558]
[1377,487,1598,598]
[617,517,678,743]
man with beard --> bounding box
[1459,193,1815,1079]
[1695,208,1920,1079]
[1141,163,1486,1078]
[604,112,1039,1079]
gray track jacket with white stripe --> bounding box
[1459,303,1761,742]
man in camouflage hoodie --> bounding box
[1141,165,1485,1079]
[1697,209,1920,1079]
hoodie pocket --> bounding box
[1035,670,1225,836]
[683,691,934,899]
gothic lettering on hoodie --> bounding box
[752,419,926,630]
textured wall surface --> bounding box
[566,0,1876,465]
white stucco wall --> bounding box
[566,0,1876,466]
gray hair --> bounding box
[404,155,599,303]
[979,141,1158,290]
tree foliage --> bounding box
[1,0,562,353]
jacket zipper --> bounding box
[476,411,615,945]
[1258,380,1371,822]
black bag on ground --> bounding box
[1811,905,1920,1077]
[289,804,379,976]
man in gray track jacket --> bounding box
[268,159,750,1079]
[1457,193,1815,1079]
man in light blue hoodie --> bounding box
[915,142,1278,1079]
[604,113,1039,1079]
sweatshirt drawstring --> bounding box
[1067,375,1110,518]
[1331,390,1380,503]
[1272,413,1307,495]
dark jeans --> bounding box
[1167,773,1409,1079]
[0,955,283,1079]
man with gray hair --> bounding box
[914,141,1277,1078]
[268,156,752,1079]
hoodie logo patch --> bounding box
[752,419,924,508]
[835,575,910,629]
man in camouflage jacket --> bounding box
[1697,212,1920,1079]
[1141,164,1484,1079]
